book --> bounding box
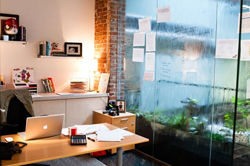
[39,41,46,55]
[48,77,55,92]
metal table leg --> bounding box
[116,147,123,166]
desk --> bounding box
[1,123,149,166]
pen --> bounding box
[87,137,95,142]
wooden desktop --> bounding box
[1,123,149,166]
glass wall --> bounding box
[121,0,250,165]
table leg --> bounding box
[116,147,123,166]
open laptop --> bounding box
[18,114,64,141]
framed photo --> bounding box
[64,42,82,57]
[117,100,126,113]
[98,73,110,93]
[0,13,19,39]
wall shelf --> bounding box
[37,55,83,59]
[0,40,28,45]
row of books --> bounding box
[41,78,55,93]
[39,41,53,56]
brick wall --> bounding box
[94,0,126,101]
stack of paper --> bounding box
[61,124,109,136]
[112,128,134,137]
[96,130,124,142]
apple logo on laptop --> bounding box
[43,125,48,130]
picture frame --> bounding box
[0,13,19,40]
[64,42,82,57]
[98,73,110,93]
[117,100,126,113]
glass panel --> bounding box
[233,1,250,166]
[124,0,241,165]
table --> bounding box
[1,123,149,166]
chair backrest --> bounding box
[1,96,32,135]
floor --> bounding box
[95,150,169,166]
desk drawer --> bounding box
[112,116,135,125]
[114,122,135,133]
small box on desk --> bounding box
[13,83,37,94]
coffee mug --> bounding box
[3,35,9,41]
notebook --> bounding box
[18,114,64,141]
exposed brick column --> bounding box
[94,0,126,101]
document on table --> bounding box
[112,128,134,137]
[75,124,109,135]
[96,130,124,142]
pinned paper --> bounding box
[143,72,154,81]
[145,53,155,71]
[215,39,238,59]
[157,6,171,23]
[238,12,250,33]
[133,33,145,46]
[138,17,151,32]
[132,48,144,62]
[241,40,250,60]
[146,32,156,51]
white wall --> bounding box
[0,0,95,92]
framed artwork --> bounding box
[12,67,35,84]
[117,100,126,113]
[0,13,19,39]
[64,42,82,57]
[98,73,110,93]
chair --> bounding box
[0,89,49,166]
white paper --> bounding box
[247,79,250,99]
[61,128,69,136]
[74,124,109,135]
[138,17,151,32]
[132,48,144,62]
[241,40,250,60]
[215,39,238,59]
[238,12,250,33]
[145,53,155,71]
[146,32,156,51]
[112,128,134,137]
[157,6,171,23]
[96,130,124,142]
[31,94,42,97]
[143,72,154,81]
[133,33,145,46]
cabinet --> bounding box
[93,110,136,153]
[32,93,108,127]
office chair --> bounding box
[0,89,50,166]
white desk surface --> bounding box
[32,92,108,101]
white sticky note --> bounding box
[139,17,151,32]
[133,33,145,46]
[132,48,144,62]
[143,72,154,81]
[157,6,171,23]
[145,53,155,71]
[146,32,156,51]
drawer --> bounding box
[112,116,135,125]
[114,122,135,133]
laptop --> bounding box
[18,114,64,141]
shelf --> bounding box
[0,40,28,45]
[37,55,83,59]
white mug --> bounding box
[3,35,9,41]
